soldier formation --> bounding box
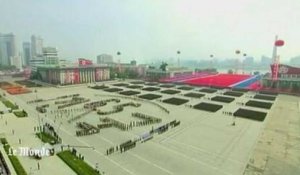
[76,122,100,137]
[97,102,141,115]
[42,123,62,144]
[131,112,162,124]
[57,98,90,109]
[36,104,49,113]
[106,120,181,156]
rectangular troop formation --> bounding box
[76,122,100,136]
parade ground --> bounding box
[0,79,299,175]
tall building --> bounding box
[31,35,43,58]
[30,58,45,72]
[43,47,59,65]
[261,56,272,66]
[22,42,31,66]
[10,55,22,70]
[30,47,59,72]
[97,54,113,64]
[0,33,17,66]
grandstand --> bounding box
[161,73,262,90]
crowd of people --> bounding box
[95,94,170,114]
[67,109,93,123]
[83,98,120,110]
[106,120,181,156]
[42,123,62,144]
[75,122,100,137]
[131,112,162,124]
[36,104,49,113]
[57,98,90,109]
[27,98,43,104]
[97,102,141,115]
[100,117,131,131]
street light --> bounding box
[235,50,241,74]
[177,50,181,67]
[117,51,121,78]
[210,54,214,69]
[242,53,247,74]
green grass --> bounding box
[0,138,27,175]
[36,132,57,145]
[0,137,8,144]
[0,97,19,110]
[57,150,100,175]
[13,110,28,118]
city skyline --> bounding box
[1,0,300,63]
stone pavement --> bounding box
[243,94,300,175]
[0,99,75,175]
[0,80,293,175]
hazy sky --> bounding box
[1,0,299,63]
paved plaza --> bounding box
[0,79,299,175]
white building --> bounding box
[10,55,22,70]
[30,57,45,72]
[0,33,17,66]
[31,35,43,57]
[43,47,59,65]
[97,54,113,64]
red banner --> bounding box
[74,68,80,83]
[79,58,93,66]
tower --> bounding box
[271,35,284,82]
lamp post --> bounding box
[210,54,214,70]
[177,50,181,67]
[235,50,241,74]
[117,51,121,78]
[242,53,247,74]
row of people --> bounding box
[27,98,43,104]
[131,112,162,123]
[107,120,181,156]
[67,109,93,123]
[57,99,90,109]
[76,128,99,137]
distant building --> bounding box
[146,67,193,81]
[130,60,137,66]
[42,47,59,65]
[22,42,31,66]
[262,64,300,92]
[243,57,254,66]
[36,65,110,85]
[290,56,300,66]
[112,62,148,78]
[10,55,22,70]
[30,47,59,72]
[0,33,17,66]
[31,35,43,57]
[97,54,113,64]
[30,57,45,72]
[260,56,272,66]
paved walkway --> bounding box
[243,94,300,175]
[0,92,75,175]
[1,80,297,175]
